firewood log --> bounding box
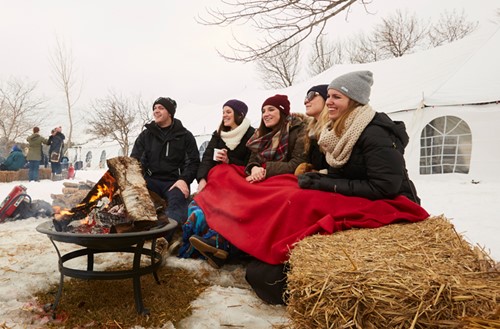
[106,156,157,222]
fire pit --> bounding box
[36,218,177,315]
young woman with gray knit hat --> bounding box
[196,99,255,193]
[298,70,421,204]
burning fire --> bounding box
[52,171,121,233]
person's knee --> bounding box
[245,260,288,305]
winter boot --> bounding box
[189,233,229,269]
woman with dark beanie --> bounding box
[196,99,255,193]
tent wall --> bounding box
[389,103,500,180]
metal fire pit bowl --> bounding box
[36,218,177,315]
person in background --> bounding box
[298,70,420,204]
[0,145,26,171]
[26,127,48,181]
[196,99,255,193]
[179,99,255,259]
[47,126,65,179]
[187,94,308,268]
[130,96,200,246]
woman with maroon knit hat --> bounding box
[244,94,308,182]
[186,94,308,269]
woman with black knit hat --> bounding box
[184,94,308,268]
[298,70,421,204]
[196,99,255,193]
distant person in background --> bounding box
[26,127,48,181]
[47,126,65,179]
[0,145,26,171]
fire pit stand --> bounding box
[36,219,177,315]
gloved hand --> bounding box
[297,172,336,192]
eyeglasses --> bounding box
[305,91,319,103]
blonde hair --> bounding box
[303,103,330,153]
[328,99,362,136]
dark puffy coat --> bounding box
[197,126,255,181]
[47,132,65,160]
[130,118,200,184]
[326,112,420,203]
[246,116,308,178]
[308,137,328,171]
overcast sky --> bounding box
[1,0,498,134]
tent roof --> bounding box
[177,24,500,135]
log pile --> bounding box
[286,215,500,328]
[50,180,95,209]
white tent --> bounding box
[177,23,500,180]
[74,24,500,180]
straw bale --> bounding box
[0,170,19,183]
[17,168,29,180]
[287,215,499,329]
[39,168,51,180]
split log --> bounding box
[106,156,157,222]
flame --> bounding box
[53,171,117,223]
[89,171,116,203]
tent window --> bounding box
[420,116,472,175]
[99,150,107,169]
[199,140,209,161]
[85,151,93,168]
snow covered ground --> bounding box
[0,169,498,328]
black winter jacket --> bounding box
[130,119,200,184]
[197,126,255,181]
[326,112,420,204]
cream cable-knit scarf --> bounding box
[220,117,251,150]
[318,104,376,168]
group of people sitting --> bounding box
[130,70,429,305]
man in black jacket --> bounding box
[130,96,200,240]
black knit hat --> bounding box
[153,97,177,117]
[307,84,329,101]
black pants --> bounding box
[245,259,289,305]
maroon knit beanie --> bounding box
[262,94,290,116]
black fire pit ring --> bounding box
[36,218,177,315]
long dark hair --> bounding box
[255,112,289,138]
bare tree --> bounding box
[49,36,83,154]
[428,10,478,47]
[345,32,383,63]
[0,77,46,143]
[256,41,301,89]
[86,92,146,156]
[308,35,343,76]
[198,0,365,62]
[371,9,428,58]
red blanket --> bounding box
[194,164,429,264]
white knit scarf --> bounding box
[318,104,376,168]
[220,117,251,150]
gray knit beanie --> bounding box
[328,71,373,105]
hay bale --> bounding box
[17,168,29,181]
[287,215,499,329]
[39,168,51,180]
[0,170,19,182]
